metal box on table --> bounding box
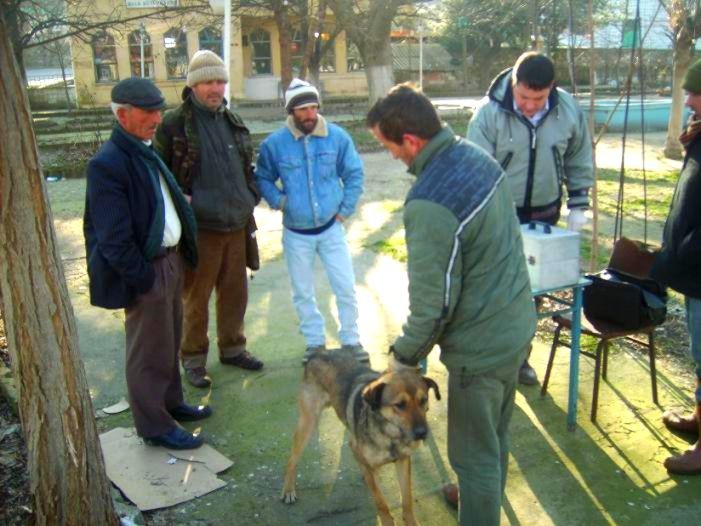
[520,222,581,291]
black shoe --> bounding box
[184,367,212,388]
[220,350,264,370]
[169,404,212,422]
[144,426,204,449]
[518,360,539,385]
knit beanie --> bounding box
[683,59,701,94]
[186,50,228,87]
[284,78,320,113]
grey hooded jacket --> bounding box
[467,68,593,213]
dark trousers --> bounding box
[125,251,184,437]
[181,228,248,369]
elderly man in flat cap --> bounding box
[84,77,210,449]
[156,50,263,389]
[255,78,367,364]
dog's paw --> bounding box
[280,488,297,504]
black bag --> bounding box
[583,268,667,330]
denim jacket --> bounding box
[255,115,364,229]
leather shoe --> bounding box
[144,426,203,450]
[169,404,212,422]
[220,350,264,370]
[184,367,211,388]
[518,360,539,385]
[442,483,458,509]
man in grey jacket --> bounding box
[467,51,594,384]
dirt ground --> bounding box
[2,130,700,525]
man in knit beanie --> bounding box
[255,79,368,364]
[653,58,701,475]
[155,49,264,388]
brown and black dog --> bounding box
[281,349,440,526]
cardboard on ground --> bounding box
[99,427,233,511]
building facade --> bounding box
[69,0,369,107]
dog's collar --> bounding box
[345,373,379,436]
[345,381,366,437]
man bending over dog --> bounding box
[367,83,537,525]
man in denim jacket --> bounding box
[255,79,367,363]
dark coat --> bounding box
[651,135,701,299]
[84,125,197,309]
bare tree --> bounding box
[664,0,701,159]
[328,0,415,104]
[0,7,118,524]
[6,0,212,83]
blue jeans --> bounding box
[282,221,360,347]
[685,296,701,402]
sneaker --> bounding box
[302,345,326,365]
[442,483,458,509]
[341,343,370,364]
[144,426,203,450]
[220,350,264,371]
[518,360,538,385]
[185,367,211,388]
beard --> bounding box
[293,115,318,134]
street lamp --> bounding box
[139,22,146,78]
[418,23,424,90]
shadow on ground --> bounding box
[48,145,701,525]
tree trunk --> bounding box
[363,35,394,104]
[299,0,325,81]
[54,40,73,109]
[665,27,693,160]
[273,1,293,93]
[327,0,400,105]
[0,12,118,526]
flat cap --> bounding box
[111,77,166,109]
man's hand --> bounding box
[335,214,345,222]
[566,208,588,232]
[184,194,192,204]
[388,349,420,372]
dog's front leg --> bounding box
[395,457,420,526]
[281,384,326,504]
[349,443,395,526]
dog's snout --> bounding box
[412,425,428,440]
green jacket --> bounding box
[393,127,537,374]
[154,87,259,202]
[467,68,593,213]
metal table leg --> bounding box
[567,285,584,431]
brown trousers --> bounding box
[125,251,184,438]
[181,228,248,369]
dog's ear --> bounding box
[362,379,386,411]
[423,377,441,401]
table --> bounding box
[532,277,591,431]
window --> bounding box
[250,28,272,75]
[92,32,118,83]
[291,30,304,75]
[129,29,154,78]
[317,30,336,73]
[164,27,188,79]
[346,38,364,72]
[199,27,223,56]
